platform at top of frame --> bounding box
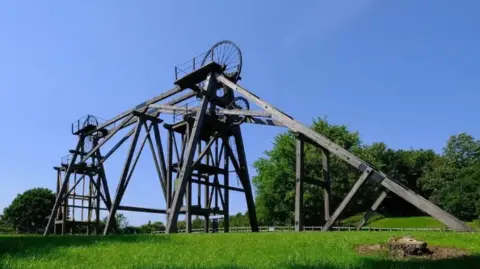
[174,61,223,90]
[71,114,110,136]
[173,40,243,89]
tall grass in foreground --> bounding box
[0,232,479,269]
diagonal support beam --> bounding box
[87,86,187,134]
[80,115,135,164]
[322,169,373,231]
[380,178,471,231]
[144,122,167,201]
[152,123,168,192]
[103,117,143,235]
[224,128,259,232]
[165,74,216,233]
[217,74,473,232]
[357,190,388,230]
[191,134,217,169]
[124,123,151,188]
[44,136,84,235]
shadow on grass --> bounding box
[290,255,480,269]
[126,255,480,269]
[0,234,169,258]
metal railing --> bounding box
[71,114,111,135]
[61,153,93,167]
[174,50,212,81]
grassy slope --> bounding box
[340,215,480,229]
[1,232,479,269]
[370,217,446,228]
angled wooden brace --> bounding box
[322,169,373,231]
[103,117,144,235]
[357,190,389,230]
[165,73,216,233]
[217,74,472,232]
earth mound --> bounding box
[356,236,469,260]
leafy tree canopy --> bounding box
[3,188,55,233]
[252,119,480,226]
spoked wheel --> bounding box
[83,136,94,153]
[82,115,98,153]
[201,40,242,83]
[200,41,242,106]
[83,115,99,128]
[227,96,250,125]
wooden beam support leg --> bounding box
[166,129,174,222]
[223,138,230,233]
[204,151,210,233]
[186,176,192,233]
[322,169,372,231]
[153,123,168,194]
[231,127,259,232]
[44,137,84,235]
[357,190,388,230]
[321,148,331,221]
[381,177,472,231]
[165,74,216,233]
[144,122,168,201]
[294,138,304,232]
[103,118,143,235]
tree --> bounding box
[138,220,165,233]
[3,188,55,233]
[0,214,14,233]
[102,213,129,233]
[252,117,463,226]
[443,133,480,169]
[253,118,364,226]
[418,133,480,220]
[115,213,129,230]
[433,165,480,221]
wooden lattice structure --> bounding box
[45,41,472,235]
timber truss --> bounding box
[44,40,472,235]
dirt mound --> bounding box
[356,236,470,260]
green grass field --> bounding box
[340,215,480,229]
[1,232,479,269]
[369,216,446,228]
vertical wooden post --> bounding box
[223,137,230,232]
[295,138,304,232]
[197,142,202,206]
[165,74,215,233]
[186,175,192,233]
[72,172,77,234]
[166,129,173,224]
[96,176,101,235]
[321,148,331,221]
[54,170,61,235]
[62,178,69,235]
[87,175,93,235]
[204,150,210,233]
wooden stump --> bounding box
[388,236,428,256]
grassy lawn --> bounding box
[369,217,446,228]
[340,215,480,229]
[1,232,479,269]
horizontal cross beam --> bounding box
[148,104,272,118]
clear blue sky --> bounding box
[1,0,479,226]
